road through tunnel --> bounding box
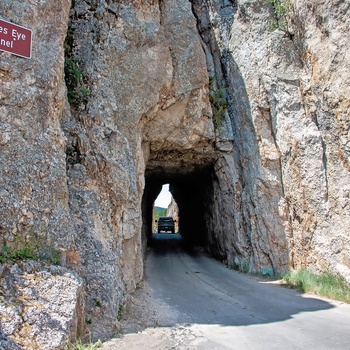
[142,164,215,253]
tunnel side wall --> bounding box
[194,0,350,278]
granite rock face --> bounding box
[0,261,84,350]
[62,0,215,339]
[289,0,350,280]
[0,0,349,346]
[193,0,350,278]
[0,0,73,253]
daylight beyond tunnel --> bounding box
[142,164,215,251]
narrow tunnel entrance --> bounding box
[141,165,215,253]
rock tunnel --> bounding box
[1,0,349,345]
[142,162,215,250]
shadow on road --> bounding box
[145,233,335,328]
[103,234,350,350]
[148,233,200,255]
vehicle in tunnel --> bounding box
[143,165,214,248]
[156,216,176,233]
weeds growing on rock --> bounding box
[85,318,92,325]
[64,24,90,109]
[64,57,90,108]
[66,339,102,350]
[209,78,228,129]
[283,269,350,303]
[117,303,125,321]
[229,259,252,274]
[264,0,294,36]
[0,233,60,265]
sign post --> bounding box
[0,19,32,59]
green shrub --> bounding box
[64,57,90,108]
[209,78,228,129]
[64,24,75,57]
[64,24,90,109]
[117,303,124,321]
[264,0,293,35]
[65,57,83,85]
[230,260,250,274]
[283,269,350,303]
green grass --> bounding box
[210,88,227,129]
[64,56,90,108]
[283,269,350,303]
[0,234,60,265]
[208,77,228,129]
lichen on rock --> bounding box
[0,261,84,350]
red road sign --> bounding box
[0,19,32,59]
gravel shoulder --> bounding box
[101,279,181,350]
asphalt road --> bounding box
[104,234,350,350]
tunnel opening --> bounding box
[142,164,215,254]
[153,184,179,233]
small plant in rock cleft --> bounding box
[64,24,90,109]
[117,303,124,321]
[264,0,294,37]
[85,318,93,325]
[0,231,60,264]
[209,78,228,129]
[64,56,90,108]
[94,299,102,307]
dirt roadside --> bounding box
[100,280,186,350]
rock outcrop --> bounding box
[0,0,73,251]
[290,0,350,280]
[167,197,179,232]
[62,0,216,339]
[0,0,349,346]
[0,261,84,350]
[191,0,350,279]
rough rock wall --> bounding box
[0,1,83,347]
[64,0,215,339]
[167,197,179,222]
[0,0,72,254]
[167,197,179,232]
[0,0,215,341]
[1,0,350,345]
[290,0,350,280]
[193,0,293,274]
[0,261,84,350]
[193,0,350,279]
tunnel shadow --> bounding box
[135,245,339,332]
[148,233,204,257]
[142,165,215,259]
[148,233,183,254]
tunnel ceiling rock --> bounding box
[140,0,218,175]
